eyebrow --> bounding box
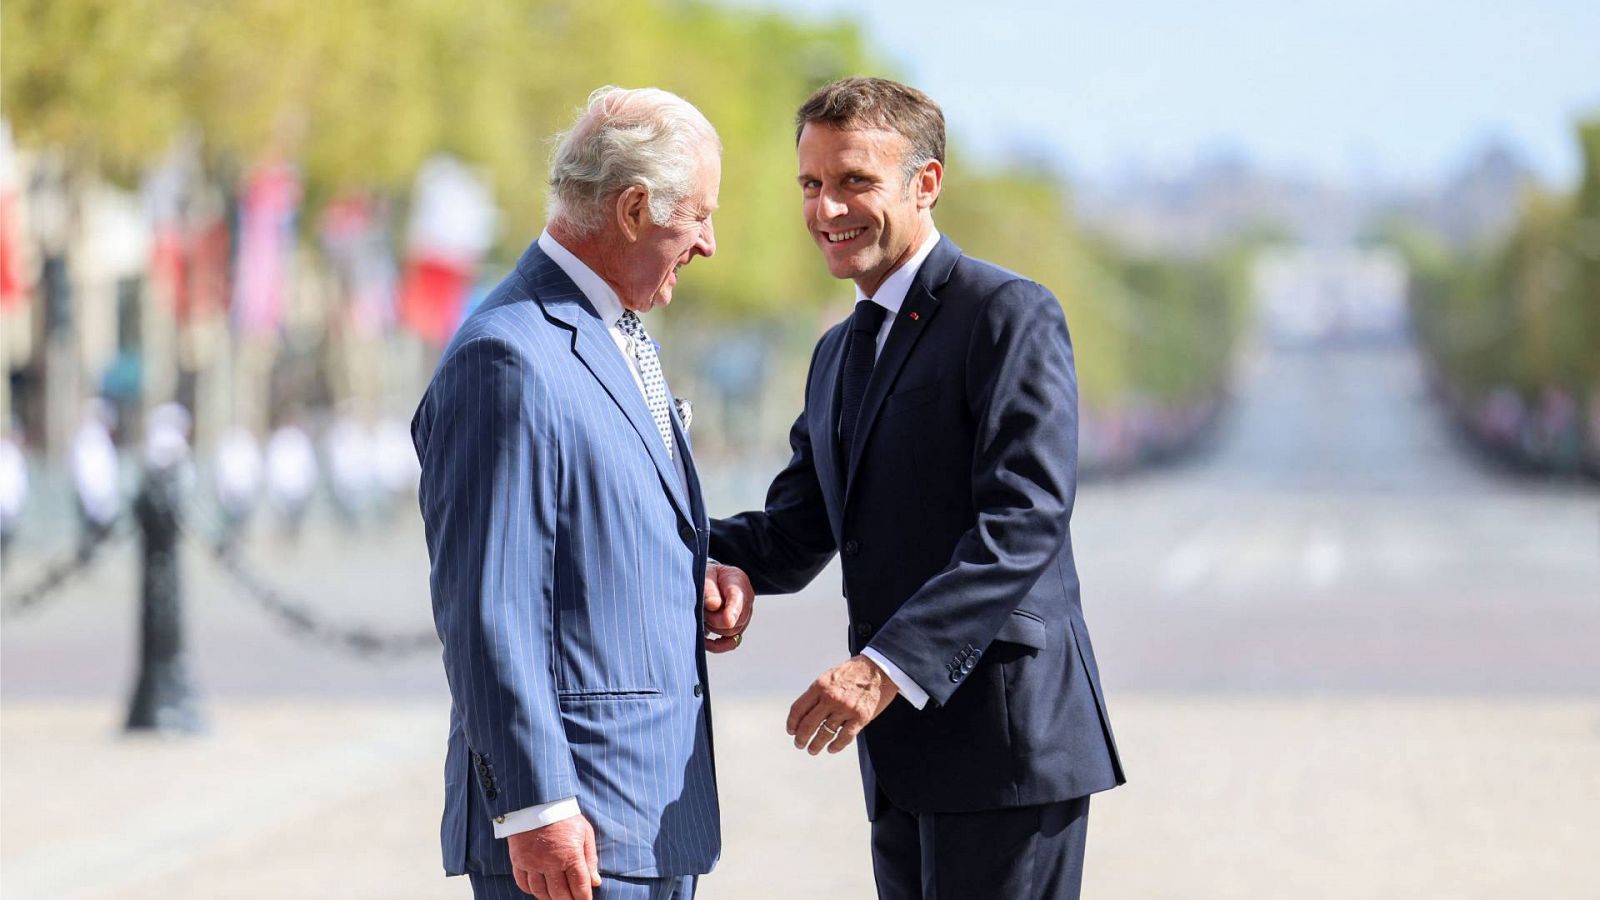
[796,167,874,184]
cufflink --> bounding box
[495,815,506,824]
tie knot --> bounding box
[853,301,888,333]
[618,309,653,347]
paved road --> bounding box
[5,339,1593,702]
[3,336,1597,897]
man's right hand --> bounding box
[703,562,754,653]
[507,814,601,900]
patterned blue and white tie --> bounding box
[617,310,675,460]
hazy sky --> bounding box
[735,0,1600,185]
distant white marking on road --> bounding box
[1303,529,1344,590]
[1160,532,1220,595]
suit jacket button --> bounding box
[679,523,695,545]
[693,684,703,697]
[843,539,860,556]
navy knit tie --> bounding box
[838,300,889,460]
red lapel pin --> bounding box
[908,311,920,321]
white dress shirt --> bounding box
[538,230,650,395]
[490,231,659,838]
[853,229,941,711]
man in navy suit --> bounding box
[710,77,1125,898]
[414,87,751,900]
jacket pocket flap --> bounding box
[993,611,1048,650]
[556,688,665,702]
[882,381,940,417]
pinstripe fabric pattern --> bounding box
[469,873,698,899]
[414,242,720,881]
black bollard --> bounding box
[125,459,206,734]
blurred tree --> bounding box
[1389,115,1599,473]
[939,165,1128,408]
[3,0,1253,418]
[1570,118,1600,390]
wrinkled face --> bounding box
[797,123,939,297]
[617,148,719,312]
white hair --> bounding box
[547,86,720,236]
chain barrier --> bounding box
[180,510,439,660]
[1,518,131,617]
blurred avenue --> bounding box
[5,320,1596,898]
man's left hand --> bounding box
[788,655,899,755]
[703,562,754,653]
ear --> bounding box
[615,185,651,242]
[914,159,943,210]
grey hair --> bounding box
[547,86,720,236]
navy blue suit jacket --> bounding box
[413,243,720,878]
[712,237,1124,816]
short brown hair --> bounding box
[795,77,945,180]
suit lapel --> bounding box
[808,325,848,522]
[519,245,694,526]
[843,236,961,495]
[668,401,705,529]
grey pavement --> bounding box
[4,337,1599,897]
[4,697,1596,898]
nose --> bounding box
[818,190,848,221]
[695,216,716,259]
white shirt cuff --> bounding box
[861,647,929,710]
[491,796,581,838]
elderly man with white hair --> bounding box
[413,87,753,900]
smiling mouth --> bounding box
[824,228,865,244]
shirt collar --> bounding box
[538,229,625,327]
[854,229,941,315]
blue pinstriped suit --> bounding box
[412,242,720,887]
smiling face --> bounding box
[797,122,941,297]
[615,147,720,312]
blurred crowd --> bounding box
[0,118,454,553]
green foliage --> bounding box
[1394,116,1600,403]
[3,0,1249,408]
[939,166,1123,407]
[1087,241,1244,406]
